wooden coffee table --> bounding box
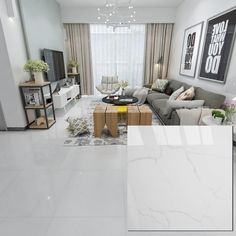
[93,104,152,138]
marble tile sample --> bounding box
[127,126,233,231]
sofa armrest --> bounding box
[143,84,152,89]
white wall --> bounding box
[168,0,236,98]
[61,7,176,23]
[19,0,64,60]
[0,0,28,128]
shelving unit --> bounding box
[19,81,56,130]
[67,73,81,98]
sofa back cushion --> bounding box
[194,87,225,108]
[166,79,191,92]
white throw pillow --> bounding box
[133,87,149,104]
[169,86,184,101]
[176,108,202,125]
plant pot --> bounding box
[72,67,77,74]
[33,72,44,84]
[214,117,223,125]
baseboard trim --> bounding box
[7,127,27,131]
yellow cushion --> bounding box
[115,105,127,113]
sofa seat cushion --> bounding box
[194,87,225,108]
[152,99,169,115]
[147,92,169,105]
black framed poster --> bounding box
[199,7,236,83]
[180,22,203,77]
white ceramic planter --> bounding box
[34,72,44,84]
[214,117,223,125]
[72,67,77,74]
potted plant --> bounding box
[211,110,225,125]
[24,60,49,84]
[68,60,79,74]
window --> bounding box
[90,24,146,94]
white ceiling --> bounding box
[56,0,183,8]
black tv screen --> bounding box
[43,49,65,82]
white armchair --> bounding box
[96,76,120,95]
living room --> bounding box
[0,0,235,235]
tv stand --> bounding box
[50,85,80,110]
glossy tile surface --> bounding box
[127,126,233,231]
[0,97,235,235]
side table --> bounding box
[202,115,236,144]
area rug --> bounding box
[64,98,161,146]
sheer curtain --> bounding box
[90,24,146,94]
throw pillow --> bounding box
[123,87,138,96]
[177,86,195,100]
[66,117,89,136]
[133,87,149,104]
[151,79,169,92]
[165,87,173,95]
[168,86,184,101]
[164,100,205,116]
[176,108,202,125]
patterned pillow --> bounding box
[151,79,169,92]
[177,87,195,100]
[66,117,89,136]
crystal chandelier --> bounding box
[97,0,136,29]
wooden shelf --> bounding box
[19,82,56,130]
[29,119,56,129]
[19,81,50,87]
[67,73,80,76]
[25,102,53,110]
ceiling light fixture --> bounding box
[97,0,136,29]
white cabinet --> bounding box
[52,85,80,109]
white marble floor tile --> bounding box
[61,146,126,171]
[55,170,125,217]
[127,126,233,231]
[46,217,126,236]
[0,219,50,236]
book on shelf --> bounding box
[23,88,43,106]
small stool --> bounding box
[138,105,152,125]
[93,106,106,137]
[127,106,140,125]
[106,106,118,137]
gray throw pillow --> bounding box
[164,100,205,116]
[151,79,169,92]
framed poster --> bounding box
[199,7,236,83]
[179,22,203,77]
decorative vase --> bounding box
[121,88,125,96]
[72,67,77,74]
[33,72,44,84]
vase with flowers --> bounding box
[223,101,236,124]
[68,60,79,74]
[119,80,129,96]
[24,60,49,84]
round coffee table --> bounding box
[102,95,138,105]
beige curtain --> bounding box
[64,24,94,95]
[143,23,174,84]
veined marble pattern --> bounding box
[127,126,233,231]
[0,97,235,235]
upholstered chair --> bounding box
[96,76,120,95]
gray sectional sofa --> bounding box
[145,79,226,125]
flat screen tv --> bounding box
[43,49,65,82]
